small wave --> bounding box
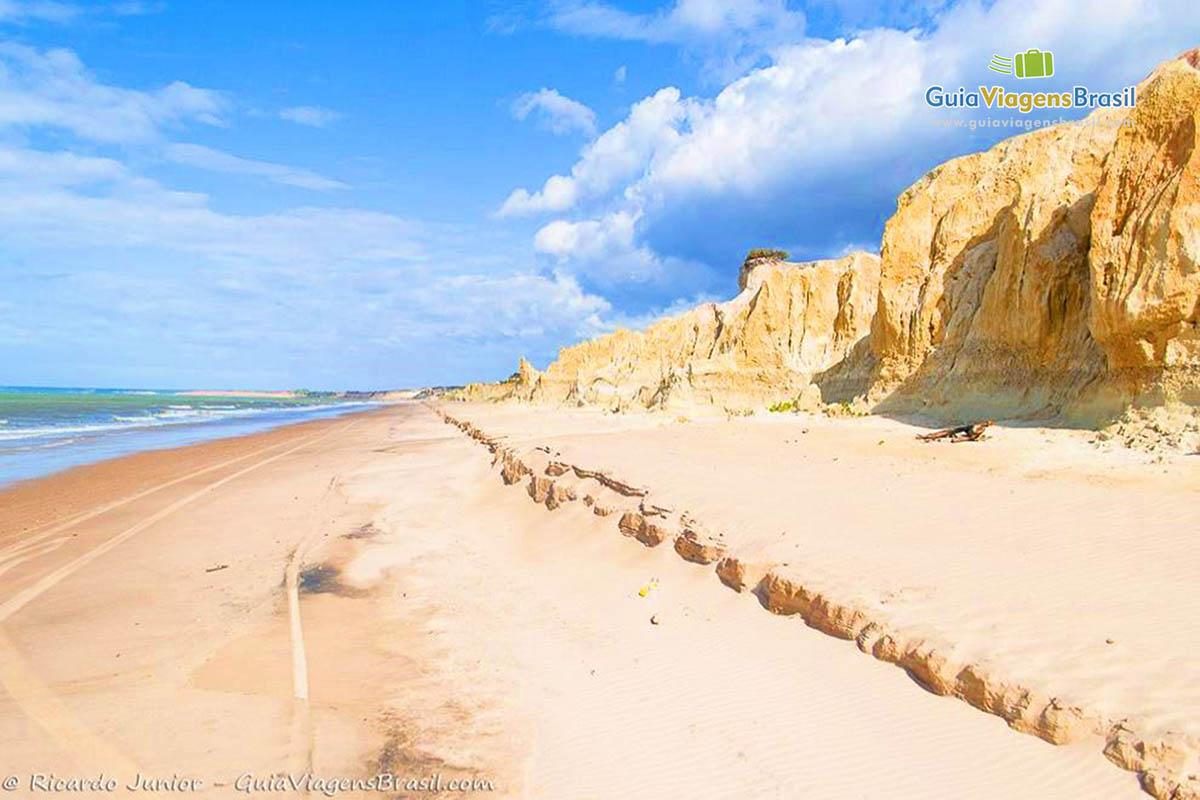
[0,401,376,444]
[4,437,78,452]
[0,422,123,441]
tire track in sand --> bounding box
[0,419,355,788]
[0,429,313,569]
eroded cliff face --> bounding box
[1088,57,1200,409]
[850,110,1122,420]
[857,51,1200,423]
[461,253,880,412]
[462,49,1200,427]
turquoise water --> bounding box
[0,387,378,486]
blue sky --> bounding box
[1,0,1198,390]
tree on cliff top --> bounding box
[744,248,789,263]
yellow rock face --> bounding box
[862,49,1200,423]
[459,49,1200,427]
[1089,57,1200,408]
[495,253,881,412]
[862,117,1118,419]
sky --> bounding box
[1,0,1198,390]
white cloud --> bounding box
[548,0,806,80]
[410,270,611,340]
[0,0,164,22]
[511,87,597,136]
[549,0,803,44]
[164,143,347,190]
[0,145,127,185]
[533,208,702,285]
[605,290,722,330]
[499,86,689,216]
[0,173,409,262]
[508,0,1200,283]
[614,64,627,83]
[0,43,225,142]
[279,105,343,127]
[0,144,614,351]
[0,0,79,23]
[0,40,618,386]
[110,0,163,15]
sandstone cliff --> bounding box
[460,252,880,412]
[848,51,1200,423]
[463,48,1200,427]
[1088,53,1200,411]
[832,107,1121,420]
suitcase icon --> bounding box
[1014,49,1054,79]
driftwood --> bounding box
[916,421,993,443]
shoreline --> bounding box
[0,404,390,539]
[0,399,387,491]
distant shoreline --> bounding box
[0,393,385,487]
[175,389,299,398]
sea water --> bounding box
[0,387,378,486]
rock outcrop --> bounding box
[843,109,1121,420]
[461,252,881,412]
[1088,56,1200,410]
[851,50,1200,423]
[460,48,1200,430]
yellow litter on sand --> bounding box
[638,581,659,598]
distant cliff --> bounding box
[460,49,1200,427]
[458,252,880,412]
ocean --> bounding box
[0,387,380,487]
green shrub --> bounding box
[744,248,789,263]
[768,400,795,413]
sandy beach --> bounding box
[439,401,1200,795]
[8,7,1200,800]
[0,401,1163,798]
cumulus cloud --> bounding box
[165,143,347,190]
[499,87,689,216]
[279,105,343,127]
[533,207,711,287]
[511,87,597,136]
[533,212,662,281]
[509,0,1200,285]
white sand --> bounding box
[340,406,1146,798]
[0,404,1165,797]
[433,401,1200,796]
